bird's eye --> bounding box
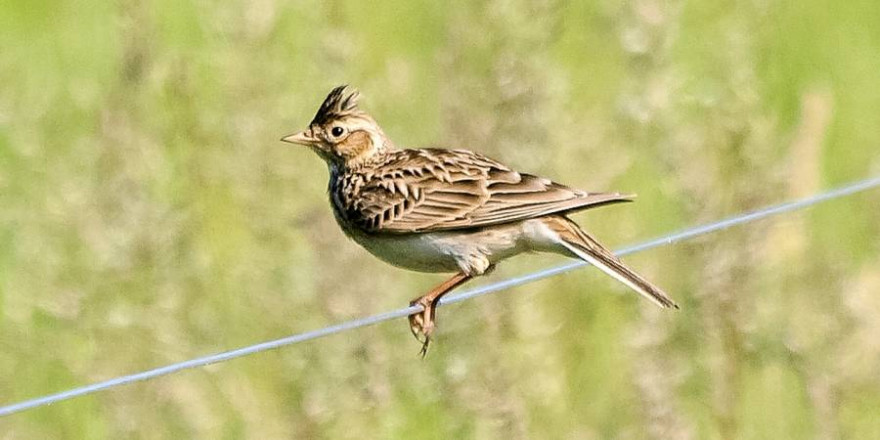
[331,126,345,137]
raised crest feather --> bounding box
[310,85,361,125]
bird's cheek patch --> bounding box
[337,131,372,158]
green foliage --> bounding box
[1,0,879,438]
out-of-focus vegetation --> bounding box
[2,0,880,438]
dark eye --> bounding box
[331,126,344,137]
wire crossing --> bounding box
[2,175,879,417]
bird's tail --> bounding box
[545,216,678,309]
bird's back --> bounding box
[330,148,634,234]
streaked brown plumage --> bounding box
[333,147,631,233]
[283,85,677,356]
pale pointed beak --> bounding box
[280,130,317,145]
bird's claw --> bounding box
[409,298,436,358]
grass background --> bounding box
[2,0,880,438]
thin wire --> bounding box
[2,175,879,417]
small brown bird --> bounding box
[282,85,677,355]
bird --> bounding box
[282,85,677,356]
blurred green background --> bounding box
[2,0,880,438]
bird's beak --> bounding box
[280,129,317,145]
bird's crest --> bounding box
[310,85,361,125]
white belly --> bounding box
[346,219,564,275]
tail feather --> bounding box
[549,217,678,309]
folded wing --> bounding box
[344,149,633,233]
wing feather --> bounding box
[338,149,633,233]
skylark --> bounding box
[282,85,677,355]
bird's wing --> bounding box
[340,149,633,233]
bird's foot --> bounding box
[408,296,437,358]
[405,272,472,357]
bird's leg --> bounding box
[409,272,472,357]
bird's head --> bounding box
[281,85,392,168]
